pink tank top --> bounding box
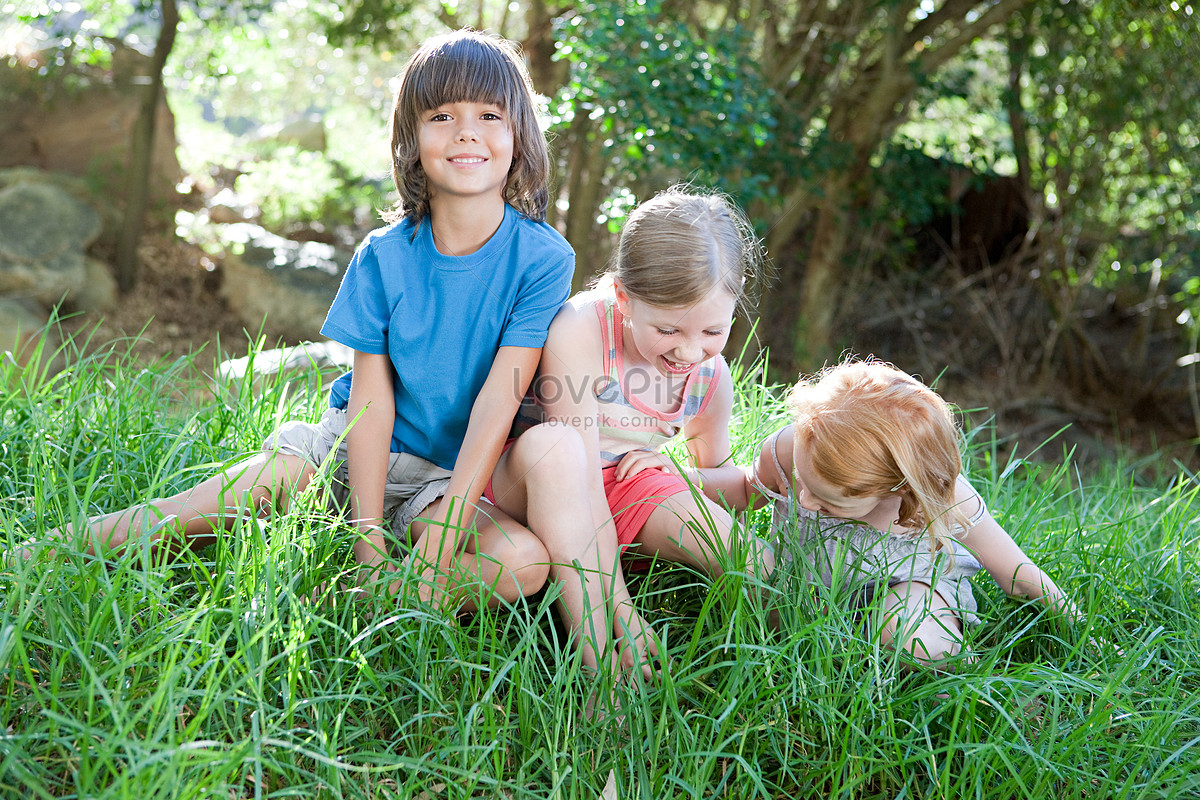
[511,296,725,465]
[592,298,724,466]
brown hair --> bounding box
[787,359,971,551]
[604,185,764,316]
[385,29,550,225]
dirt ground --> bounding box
[60,231,260,373]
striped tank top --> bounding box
[514,296,725,466]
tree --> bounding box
[548,0,774,287]
[15,0,272,291]
[747,0,1029,364]
[113,0,178,292]
[1008,0,1200,404]
[545,1,1029,365]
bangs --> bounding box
[409,37,525,113]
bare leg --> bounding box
[489,422,630,671]
[32,452,315,560]
[409,501,550,610]
[632,491,775,580]
[875,581,965,668]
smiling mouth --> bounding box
[449,156,487,164]
[661,357,694,375]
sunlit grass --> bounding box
[2,332,1198,798]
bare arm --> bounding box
[701,424,791,512]
[612,363,745,501]
[408,345,541,603]
[956,479,1080,620]
[677,365,745,494]
[345,350,398,577]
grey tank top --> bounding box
[753,428,986,624]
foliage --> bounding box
[1019,0,1200,293]
[537,0,1043,361]
[232,147,392,237]
[10,0,272,69]
[2,330,1200,797]
[992,0,1200,399]
[166,0,409,178]
[550,0,777,222]
[8,0,1200,426]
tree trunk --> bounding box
[521,0,565,94]
[562,109,608,291]
[758,1,1028,370]
[795,176,853,364]
[114,0,179,293]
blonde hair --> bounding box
[385,29,550,225]
[787,359,971,552]
[603,185,764,315]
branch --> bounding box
[916,0,1027,74]
[904,0,979,49]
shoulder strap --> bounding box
[596,298,621,383]
[749,427,791,503]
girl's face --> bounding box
[616,283,737,380]
[418,100,514,207]
[791,439,886,520]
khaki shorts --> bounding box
[262,407,452,537]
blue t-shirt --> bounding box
[321,204,574,470]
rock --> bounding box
[208,204,252,225]
[218,339,353,380]
[205,187,256,225]
[216,340,353,400]
[0,43,181,204]
[71,256,120,313]
[0,296,61,383]
[0,166,120,242]
[0,181,101,303]
[218,223,349,343]
[255,116,327,153]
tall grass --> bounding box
[2,333,1197,798]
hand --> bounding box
[398,548,448,607]
[406,497,477,608]
[1082,630,1125,658]
[614,449,686,482]
[613,605,661,682]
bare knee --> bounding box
[487,531,550,599]
[508,535,551,596]
[509,422,587,479]
[893,618,963,665]
[877,584,964,667]
[253,453,317,510]
[689,500,736,554]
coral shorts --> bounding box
[484,457,689,548]
[601,464,690,547]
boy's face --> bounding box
[417,101,514,207]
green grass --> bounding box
[2,333,1198,798]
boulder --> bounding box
[218,223,350,343]
[255,116,328,153]
[216,340,353,398]
[0,296,61,383]
[0,44,181,204]
[218,340,353,382]
[0,181,102,304]
[73,256,120,313]
[0,166,121,235]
